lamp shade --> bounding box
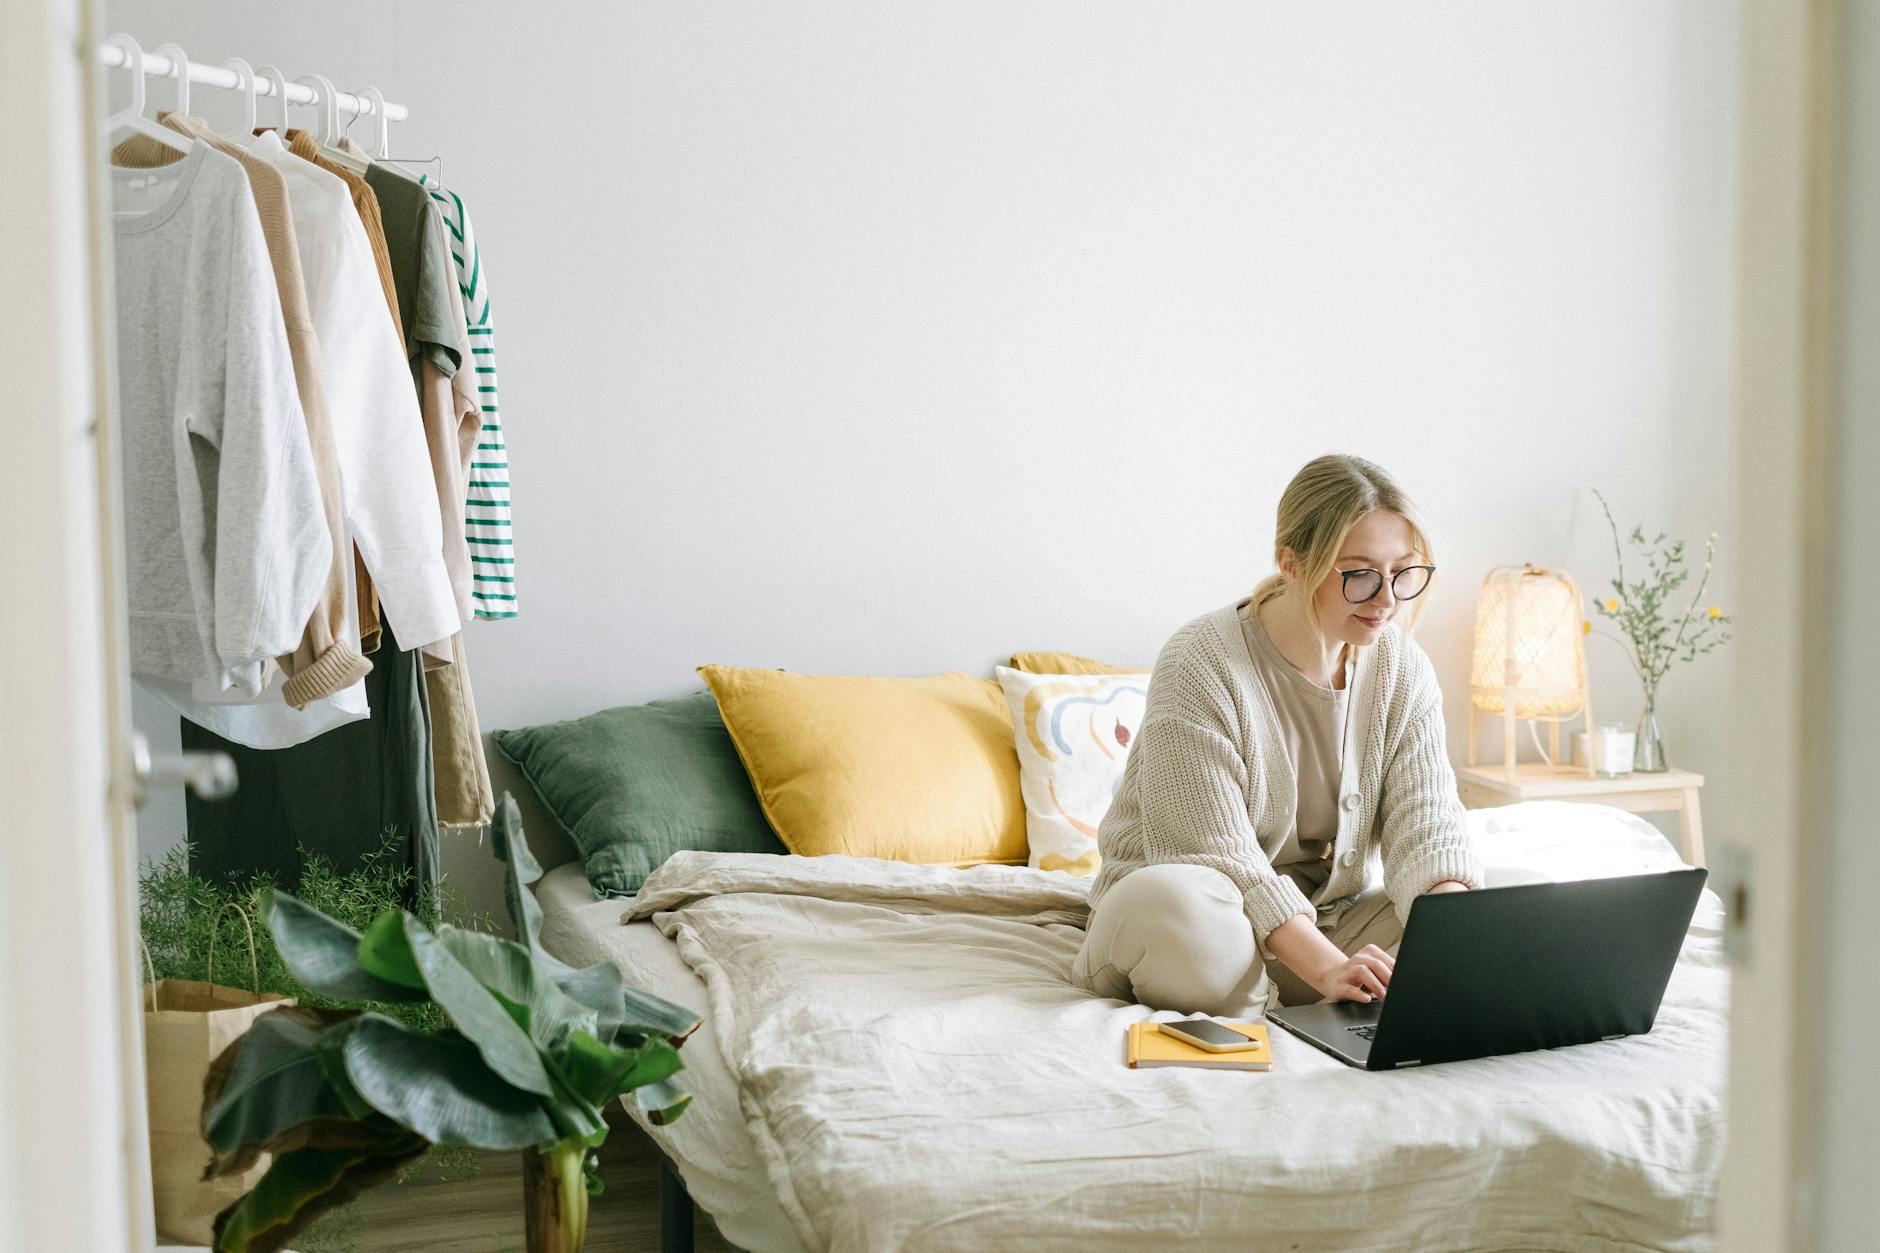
[1469,565,1587,718]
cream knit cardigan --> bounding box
[1089,602,1483,944]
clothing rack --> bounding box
[98,34,409,125]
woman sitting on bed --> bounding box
[1072,453,1483,1014]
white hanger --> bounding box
[102,34,190,155]
[151,42,191,119]
[223,58,257,136]
[251,64,291,140]
[296,72,370,173]
[345,86,390,159]
[300,72,337,143]
[353,83,443,186]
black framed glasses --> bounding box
[1338,565,1435,604]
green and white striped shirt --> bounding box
[425,180,517,619]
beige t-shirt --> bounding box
[1237,599,1351,900]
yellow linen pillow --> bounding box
[697,665,1028,865]
[1008,651,1145,676]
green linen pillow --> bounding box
[492,690,786,897]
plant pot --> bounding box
[523,1143,590,1253]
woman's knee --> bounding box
[1080,865,1258,1013]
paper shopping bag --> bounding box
[144,977,295,1244]
[143,898,296,1247]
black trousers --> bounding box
[181,622,438,901]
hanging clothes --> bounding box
[146,128,459,751]
[420,185,496,825]
[114,116,372,743]
[429,200,481,621]
[363,160,460,375]
[417,330,497,827]
[248,130,459,656]
[110,140,331,696]
[283,129,403,348]
[346,154,495,829]
[360,158,474,672]
[427,632,494,828]
[426,182,519,620]
[285,127,405,653]
[176,135,450,886]
[102,78,484,895]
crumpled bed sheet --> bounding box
[611,802,1726,1252]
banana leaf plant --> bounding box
[198,794,701,1253]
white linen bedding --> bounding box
[558,802,1726,1251]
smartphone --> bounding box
[1157,1018,1264,1053]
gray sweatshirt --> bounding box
[111,141,331,691]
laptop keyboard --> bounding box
[1345,1024,1378,1041]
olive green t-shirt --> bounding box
[363,161,461,375]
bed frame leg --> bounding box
[659,1152,695,1253]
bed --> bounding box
[534,801,1727,1252]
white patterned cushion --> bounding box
[993,666,1150,875]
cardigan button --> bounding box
[1340,850,1359,868]
[1341,794,1361,812]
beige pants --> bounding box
[1071,864,1404,1015]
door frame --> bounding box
[0,0,152,1247]
[1717,0,1840,1248]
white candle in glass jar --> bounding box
[1594,724,1636,776]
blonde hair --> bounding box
[1251,454,1437,639]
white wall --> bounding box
[112,3,1740,906]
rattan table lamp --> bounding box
[1468,563,1596,780]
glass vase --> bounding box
[1634,695,1668,773]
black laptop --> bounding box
[1267,869,1707,1070]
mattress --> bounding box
[539,802,1726,1252]
[535,863,805,1253]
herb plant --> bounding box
[141,836,457,1034]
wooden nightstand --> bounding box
[1455,763,1706,868]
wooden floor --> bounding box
[346,1107,742,1253]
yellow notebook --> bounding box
[1125,1021,1273,1071]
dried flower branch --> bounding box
[1587,490,1734,702]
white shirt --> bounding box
[248,130,459,652]
[143,569,370,749]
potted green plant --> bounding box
[196,795,700,1253]
[1588,490,1735,771]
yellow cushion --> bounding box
[697,665,1028,865]
[1008,651,1144,676]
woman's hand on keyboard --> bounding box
[1311,944,1395,1003]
